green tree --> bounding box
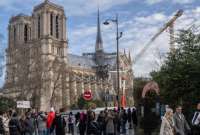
[0,97,15,112]
[151,29,200,109]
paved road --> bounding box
[65,125,136,135]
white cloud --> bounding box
[69,7,200,76]
[173,0,195,4]
[145,0,196,5]
[145,0,164,5]
[0,0,132,16]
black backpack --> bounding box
[0,117,5,134]
[87,121,101,135]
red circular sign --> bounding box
[83,90,92,101]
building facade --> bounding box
[2,0,134,111]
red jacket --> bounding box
[46,112,55,128]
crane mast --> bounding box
[134,9,183,63]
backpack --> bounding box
[0,117,5,134]
[68,116,73,124]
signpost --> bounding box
[83,90,92,101]
[17,101,31,109]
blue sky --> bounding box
[0,0,200,86]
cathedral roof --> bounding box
[34,0,64,12]
[68,54,97,69]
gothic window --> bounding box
[24,24,28,42]
[52,45,54,54]
[50,13,53,36]
[56,15,59,38]
[14,26,16,42]
[38,15,41,38]
[29,27,31,40]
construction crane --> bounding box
[134,9,183,63]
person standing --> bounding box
[9,112,22,135]
[132,107,138,134]
[105,110,115,135]
[191,103,200,135]
[120,108,127,134]
[46,107,55,135]
[50,108,66,135]
[86,111,100,135]
[159,108,174,135]
[97,111,106,135]
[79,111,86,135]
[127,108,132,129]
[173,105,190,135]
[37,111,47,135]
[0,111,5,135]
[68,112,74,135]
[24,112,35,135]
[19,114,26,135]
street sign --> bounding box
[83,90,92,101]
[17,101,31,108]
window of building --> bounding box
[56,15,59,38]
[38,15,41,38]
[50,13,53,36]
[29,27,31,40]
[24,24,28,42]
[14,26,16,42]
[52,45,54,54]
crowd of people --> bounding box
[0,107,137,135]
[159,103,200,135]
[0,103,199,135]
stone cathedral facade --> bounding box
[2,0,134,111]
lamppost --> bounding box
[104,14,123,108]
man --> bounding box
[173,105,191,135]
[191,103,200,135]
[24,112,35,135]
[9,112,22,135]
[68,112,74,135]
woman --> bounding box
[160,108,174,135]
[105,110,115,135]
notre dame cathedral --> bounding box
[1,0,134,111]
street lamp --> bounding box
[104,14,123,109]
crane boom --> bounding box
[134,9,183,63]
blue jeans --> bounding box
[38,130,46,135]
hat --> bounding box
[50,107,55,112]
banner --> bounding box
[17,101,31,108]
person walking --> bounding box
[191,103,200,135]
[127,108,132,129]
[120,108,127,134]
[97,111,106,135]
[132,107,138,134]
[19,114,26,135]
[105,110,115,135]
[46,107,55,135]
[9,112,22,135]
[160,108,174,135]
[50,108,66,135]
[86,111,100,135]
[173,105,191,135]
[68,112,74,135]
[37,111,47,135]
[79,111,86,135]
